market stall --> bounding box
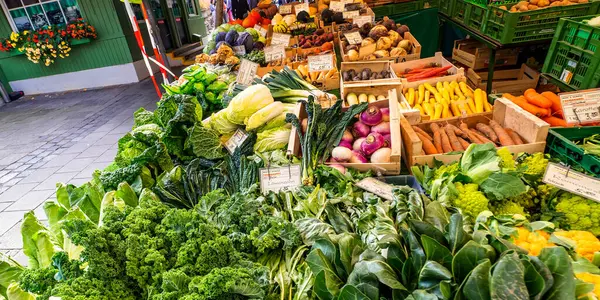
[2,1,600,299]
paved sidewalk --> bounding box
[0,79,159,264]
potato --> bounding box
[530,0,539,4]
[527,4,539,9]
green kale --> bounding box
[187,266,268,300]
[100,163,143,191]
[134,107,156,128]
[19,267,56,299]
[51,276,137,300]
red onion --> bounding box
[350,150,368,163]
[329,164,346,174]
[332,146,353,162]
[381,107,390,122]
[371,147,391,163]
[360,106,383,126]
[382,134,391,148]
[342,129,354,144]
[338,140,353,149]
[352,121,370,138]
[353,137,366,151]
[372,122,390,135]
[361,132,385,156]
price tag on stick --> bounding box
[343,10,359,19]
[329,1,344,12]
[233,45,246,56]
[224,129,250,154]
[543,163,600,203]
[295,3,309,14]
[355,177,394,201]
[344,31,363,45]
[560,89,600,125]
[308,54,334,72]
[271,33,291,46]
[236,59,259,85]
[254,24,267,37]
[279,4,292,14]
[264,45,286,62]
[260,165,302,193]
[353,15,371,27]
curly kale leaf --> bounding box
[187,266,268,300]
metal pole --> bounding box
[140,0,171,83]
[216,0,223,27]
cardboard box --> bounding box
[339,32,422,63]
[288,95,402,175]
[466,64,540,96]
[452,39,518,70]
[401,97,550,168]
[391,52,465,90]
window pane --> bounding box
[187,0,196,15]
[26,5,48,29]
[10,8,33,31]
[22,0,40,5]
[59,0,81,23]
[132,4,144,20]
[43,2,65,25]
[6,0,23,9]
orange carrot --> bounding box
[413,126,433,140]
[430,123,443,153]
[447,124,467,139]
[457,137,471,149]
[416,132,438,154]
[542,116,568,127]
[475,123,499,143]
[445,125,464,151]
[439,126,453,153]
[461,123,482,144]
[542,91,563,118]
[504,128,523,145]
[489,120,514,146]
[524,88,553,108]
[470,129,494,144]
[508,96,550,117]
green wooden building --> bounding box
[0,0,207,95]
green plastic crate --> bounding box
[542,16,600,90]
[391,1,423,14]
[451,0,489,32]
[372,4,394,18]
[546,127,600,178]
[438,0,454,15]
[483,2,600,44]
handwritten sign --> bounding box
[329,1,344,12]
[279,4,292,14]
[356,177,394,201]
[341,0,353,3]
[343,10,359,19]
[560,89,600,125]
[344,31,363,45]
[260,165,301,193]
[254,24,267,37]
[543,163,600,202]
[308,54,334,73]
[224,129,249,153]
[295,3,309,14]
[264,45,286,62]
[353,15,372,27]
[233,45,246,56]
[271,33,291,46]
[236,59,258,85]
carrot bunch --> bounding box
[395,64,454,82]
[414,121,524,155]
[503,89,568,127]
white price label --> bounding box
[356,177,394,201]
[341,0,353,4]
[254,24,268,37]
[543,163,600,203]
[344,31,363,45]
[353,15,371,27]
[236,59,259,85]
[343,10,359,19]
[295,3,309,14]
[560,89,600,125]
[308,54,334,73]
[224,129,249,153]
[233,45,246,55]
[260,165,302,193]
[264,45,286,62]
[271,33,291,46]
[329,1,344,12]
[279,4,292,14]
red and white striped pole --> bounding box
[123,0,162,98]
[139,1,169,84]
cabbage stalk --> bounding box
[226,84,273,125]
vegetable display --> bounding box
[345,92,386,105]
[503,90,573,126]
[499,0,590,12]
[203,23,266,56]
[342,67,392,82]
[341,17,414,61]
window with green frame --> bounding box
[4,0,82,31]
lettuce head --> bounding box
[226,84,273,125]
[254,127,291,153]
[460,143,501,184]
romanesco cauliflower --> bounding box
[434,162,459,180]
[517,152,549,178]
[453,182,489,219]
[554,193,600,236]
[497,147,515,171]
[491,201,528,217]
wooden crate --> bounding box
[452,39,518,70]
[295,62,341,91]
[338,32,422,63]
[392,52,465,90]
[340,61,400,95]
[288,96,402,175]
[400,97,550,168]
[467,64,540,96]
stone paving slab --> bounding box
[0,78,160,256]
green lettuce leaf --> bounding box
[186,125,224,159]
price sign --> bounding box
[353,15,371,27]
[260,165,302,193]
[236,59,258,85]
[329,1,344,12]
[341,0,353,4]
[254,24,267,37]
[233,45,246,56]
[279,4,292,14]
[543,163,600,203]
[271,33,291,46]
[295,3,309,14]
[344,31,363,45]
[264,45,286,62]
[308,54,334,73]
[224,129,249,154]
[560,89,600,125]
[356,177,394,201]
[343,10,359,19]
